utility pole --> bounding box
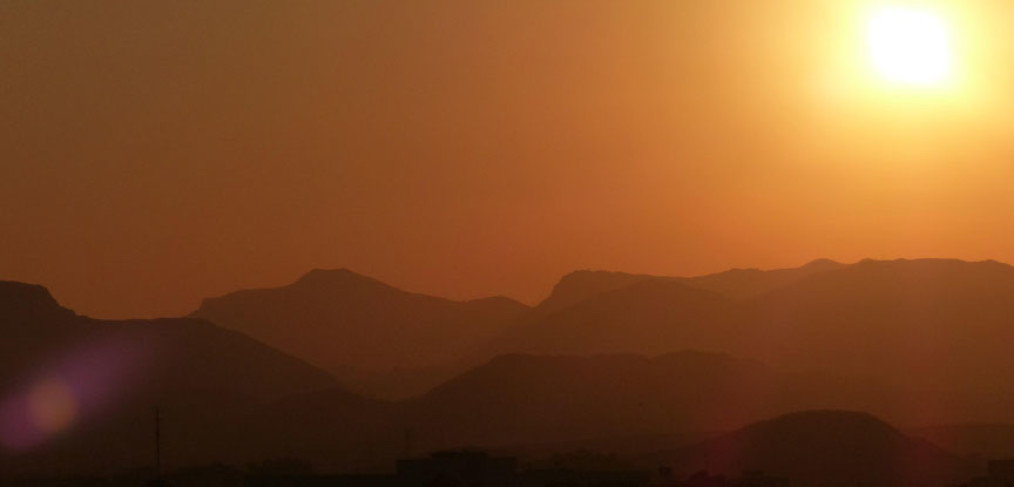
[155,406,162,477]
[404,428,414,459]
[147,406,167,487]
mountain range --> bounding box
[190,269,528,398]
[187,258,1014,420]
[493,258,1014,425]
[0,281,336,474]
[6,258,1014,478]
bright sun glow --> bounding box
[867,6,953,86]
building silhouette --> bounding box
[958,459,1014,487]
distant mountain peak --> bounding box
[815,257,1014,277]
[192,269,530,375]
[297,267,371,281]
[293,268,395,290]
[0,281,75,320]
[536,269,656,314]
[538,261,856,314]
[802,258,842,269]
[744,409,892,434]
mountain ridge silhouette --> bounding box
[7,258,1014,476]
[190,268,530,398]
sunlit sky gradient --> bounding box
[3,0,1014,319]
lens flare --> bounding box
[0,337,150,451]
[28,378,78,435]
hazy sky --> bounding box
[3,0,1014,319]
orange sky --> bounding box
[3,0,1014,319]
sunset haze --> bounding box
[4,0,1014,319]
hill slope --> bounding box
[398,352,896,450]
[0,281,345,474]
[652,410,968,487]
[191,269,529,376]
[495,259,1014,423]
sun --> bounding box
[867,5,953,86]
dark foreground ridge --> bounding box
[648,410,970,487]
[2,412,977,487]
[5,259,1014,484]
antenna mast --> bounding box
[155,406,162,476]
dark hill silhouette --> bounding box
[0,282,334,401]
[734,258,1014,425]
[0,281,77,322]
[503,259,849,356]
[681,258,846,299]
[533,270,659,315]
[745,259,1014,374]
[652,410,969,487]
[190,269,529,398]
[154,350,932,471]
[215,351,784,468]
[909,423,1014,461]
[10,258,1014,476]
[0,281,342,475]
[531,258,845,316]
[240,386,400,470]
[395,352,895,451]
[496,280,739,356]
[494,258,1014,423]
